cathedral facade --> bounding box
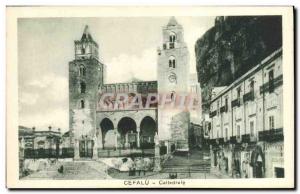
[69,17,191,159]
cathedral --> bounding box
[69,17,191,159]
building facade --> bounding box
[208,48,283,178]
[69,17,192,159]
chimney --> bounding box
[32,126,35,132]
[58,128,61,133]
[48,126,52,131]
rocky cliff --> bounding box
[195,16,282,112]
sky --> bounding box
[18,16,215,131]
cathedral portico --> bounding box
[96,108,157,151]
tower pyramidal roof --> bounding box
[81,25,94,41]
[167,16,178,26]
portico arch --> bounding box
[117,117,137,149]
[140,116,157,149]
[100,118,114,149]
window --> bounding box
[237,125,240,138]
[269,116,275,130]
[250,121,254,137]
[237,87,241,99]
[269,70,274,93]
[80,100,85,109]
[225,128,228,140]
[217,100,220,115]
[79,65,86,76]
[250,80,254,92]
[169,32,176,43]
[81,48,85,54]
[169,56,176,68]
[80,82,86,94]
[225,97,228,112]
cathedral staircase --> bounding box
[161,149,211,176]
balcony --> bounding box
[217,138,224,145]
[242,134,250,143]
[258,128,283,142]
[209,139,217,145]
[230,136,237,144]
[220,106,228,113]
[209,110,217,118]
[243,91,254,102]
[231,99,241,108]
[260,75,283,94]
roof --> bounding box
[167,16,178,26]
[18,126,33,137]
[210,48,282,103]
[81,25,94,42]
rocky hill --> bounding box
[195,16,282,112]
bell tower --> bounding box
[69,25,104,159]
[157,16,189,95]
[157,17,190,149]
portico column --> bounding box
[114,129,118,149]
[137,127,140,148]
[125,133,129,148]
[74,139,80,160]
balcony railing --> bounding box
[258,128,283,142]
[243,91,255,102]
[217,138,224,145]
[220,106,228,113]
[209,110,217,118]
[242,134,250,143]
[231,99,241,108]
[260,75,283,94]
[230,136,237,144]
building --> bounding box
[157,16,190,151]
[69,17,192,159]
[208,48,283,178]
[18,126,62,159]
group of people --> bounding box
[127,157,152,176]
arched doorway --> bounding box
[100,118,114,149]
[140,116,157,149]
[118,117,137,149]
[250,146,265,178]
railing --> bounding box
[243,91,254,102]
[231,98,241,108]
[258,128,283,142]
[220,106,228,113]
[209,110,217,118]
[242,134,250,143]
[217,138,224,145]
[97,148,155,158]
[260,75,283,94]
[23,148,72,159]
[230,136,237,144]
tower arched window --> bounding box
[80,100,85,109]
[79,65,86,76]
[169,32,176,43]
[80,82,86,94]
[169,56,176,68]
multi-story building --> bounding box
[208,48,283,178]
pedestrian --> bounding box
[140,158,146,176]
[135,158,142,176]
